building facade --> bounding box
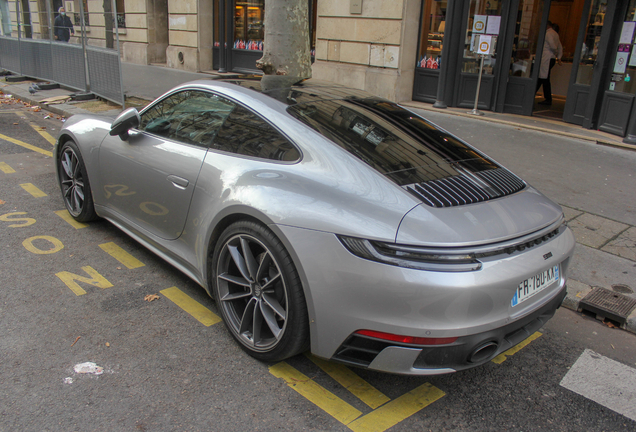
[4,0,636,141]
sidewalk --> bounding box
[2,62,635,333]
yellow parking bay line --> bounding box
[491,332,542,364]
[306,353,390,409]
[269,362,363,425]
[54,209,88,229]
[348,383,445,432]
[160,286,221,326]
[20,183,47,198]
[99,242,145,269]
[0,162,16,174]
[0,133,53,157]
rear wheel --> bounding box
[211,221,309,362]
[57,140,97,222]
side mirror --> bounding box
[110,107,140,139]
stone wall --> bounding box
[312,0,420,102]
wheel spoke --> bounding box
[262,292,286,320]
[256,252,273,282]
[61,152,74,178]
[238,297,257,338]
[261,273,281,291]
[218,272,251,288]
[252,300,263,345]
[228,244,253,282]
[240,237,259,281]
[221,291,252,301]
[260,299,282,340]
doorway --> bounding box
[534,0,586,120]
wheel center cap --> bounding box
[253,285,262,297]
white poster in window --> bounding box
[614,51,629,73]
[630,45,636,66]
[473,15,487,33]
[486,16,501,35]
[477,35,492,55]
[620,22,636,44]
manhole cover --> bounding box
[612,284,633,294]
[579,287,636,328]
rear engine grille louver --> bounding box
[404,168,526,208]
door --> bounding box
[596,0,636,136]
[563,0,619,126]
[500,0,548,115]
[454,0,511,110]
[97,90,234,240]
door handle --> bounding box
[167,175,189,189]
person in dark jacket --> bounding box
[54,7,74,42]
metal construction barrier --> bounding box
[0,0,124,106]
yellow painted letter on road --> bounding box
[23,235,64,254]
[0,212,36,227]
[56,266,114,296]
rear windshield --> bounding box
[287,97,499,186]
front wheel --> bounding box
[211,221,309,362]
[57,140,97,222]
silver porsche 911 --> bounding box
[54,79,575,375]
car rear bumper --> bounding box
[332,284,566,375]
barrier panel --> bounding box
[0,0,124,106]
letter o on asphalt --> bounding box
[22,235,64,255]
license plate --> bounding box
[511,265,560,307]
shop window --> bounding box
[234,0,264,51]
[462,0,502,75]
[609,0,636,93]
[509,0,545,78]
[576,0,606,85]
[416,0,447,70]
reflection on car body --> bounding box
[54,78,575,375]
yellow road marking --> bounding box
[491,332,542,364]
[348,383,446,432]
[0,162,15,173]
[0,132,52,157]
[0,212,36,227]
[160,286,221,326]
[16,113,57,146]
[99,242,145,269]
[306,354,390,409]
[269,362,363,425]
[22,235,64,255]
[56,266,113,296]
[20,182,47,198]
[54,209,88,229]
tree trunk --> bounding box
[256,0,311,89]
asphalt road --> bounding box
[1,99,635,431]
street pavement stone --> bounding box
[568,213,630,249]
[602,227,636,262]
[562,205,583,222]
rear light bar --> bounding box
[355,329,457,346]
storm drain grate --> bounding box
[579,287,636,328]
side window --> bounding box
[211,105,300,162]
[139,90,235,147]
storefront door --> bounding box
[500,0,547,115]
[453,0,509,110]
[563,0,619,126]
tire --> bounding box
[211,220,309,362]
[57,140,98,222]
